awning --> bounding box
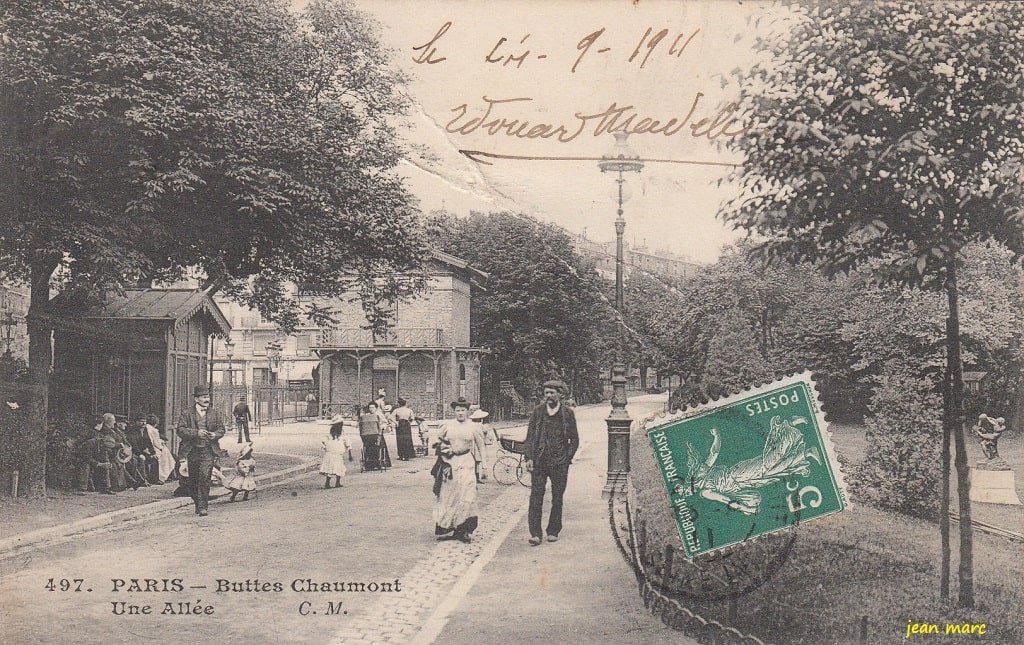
[286,359,318,382]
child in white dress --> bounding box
[320,417,351,489]
[223,442,257,502]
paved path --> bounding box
[0,396,691,644]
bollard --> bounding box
[11,469,19,497]
[859,615,868,642]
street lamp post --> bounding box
[598,132,644,497]
[267,340,283,383]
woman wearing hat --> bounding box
[431,397,485,543]
[392,398,417,461]
[469,408,492,482]
[359,402,391,471]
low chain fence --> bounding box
[608,485,771,645]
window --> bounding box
[296,333,311,356]
[252,331,277,356]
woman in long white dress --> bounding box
[144,415,175,483]
[432,398,485,543]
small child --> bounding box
[320,416,351,489]
[223,442,257,502]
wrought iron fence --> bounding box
[608,485,771,645]
[251,384,319,426]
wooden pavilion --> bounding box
[51,288,231,447]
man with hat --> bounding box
[176,384,226,516]
[523,379,579,546]
[233,396,252,443]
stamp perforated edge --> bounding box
[638,370,852,560]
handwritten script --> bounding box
[410,21,752,164]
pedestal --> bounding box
[603,364,631,498]
[969,468,1023,506]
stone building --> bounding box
[211,251,487,421]
[572,229,698,282]
[315,251,487,420]
[0,282,29,361]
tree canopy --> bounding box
[0,0,426,332]
[719,0,1024,608]
[721,2,1024,281]
[427,211,613,402]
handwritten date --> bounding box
[412,22,701,72]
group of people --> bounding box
[77,377,581,542]
[318,394,421,486]
[75,385,258,519]
[75,412,175,494]
[429,379,578,547]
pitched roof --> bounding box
[85,288,231,335]
[432,251,489,284]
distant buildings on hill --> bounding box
[572,229,699,282]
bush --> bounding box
[850,372,943,520]
[46,409,93,490]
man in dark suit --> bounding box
[523,379,579,546]
[176,385,226,516]
[233,397,252,443]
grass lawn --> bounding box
[829,421,1023,534]
[631,430,1024,644]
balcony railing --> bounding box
[314,328,448,348]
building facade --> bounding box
[211,251,487,421]
[572,230,699,282]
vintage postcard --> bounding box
[1,1,1022,644]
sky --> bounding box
[347,0,789,263]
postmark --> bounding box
[645,371,849,560]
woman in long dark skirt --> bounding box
[359,402,392,470]
[393,398,417,460]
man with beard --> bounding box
[523,380,579,546]
[176,385,226,516]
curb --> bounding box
[0,459,319,558]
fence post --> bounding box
[859,615,868,643]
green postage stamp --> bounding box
[646,372,849,559]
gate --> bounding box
[252,384,319,427]
[210,383,250,432]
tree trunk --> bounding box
[940,326,952,600]
[945,260,974,608]
[639,363,647,390]
[16,259,56,497]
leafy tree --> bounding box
[721,1,1024,606]
[427,211,613,403]
[0,0,426,495]
[701,309,774,399]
